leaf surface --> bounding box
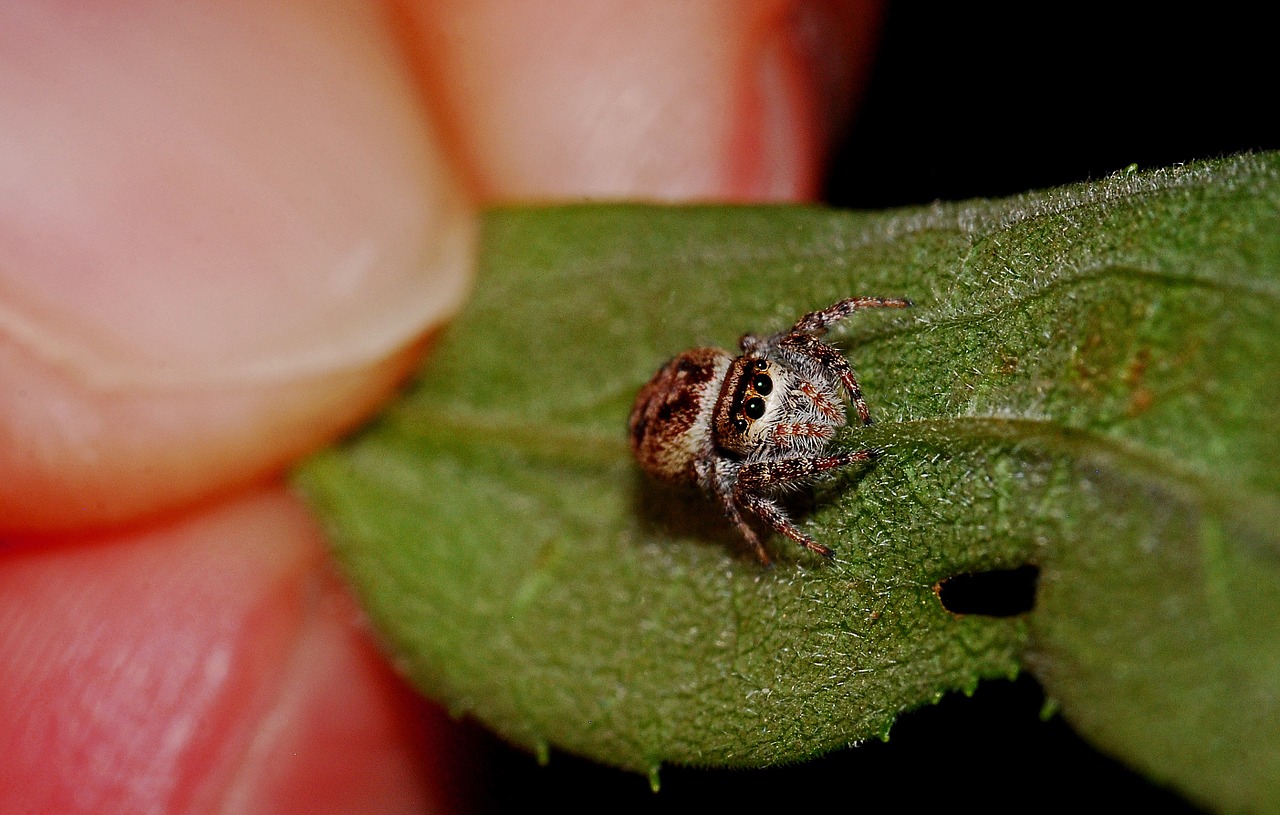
[298,154,1280,810]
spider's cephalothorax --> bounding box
[629,296,911,564]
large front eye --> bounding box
[751,373,772,395]
[744,397,766,420]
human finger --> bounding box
[0,2,472,533]
[402,0,881,203]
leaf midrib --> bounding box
[377,403,1280,545]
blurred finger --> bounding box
[401,0,881,202]
[0,1,473,532]
[0,487,464,815]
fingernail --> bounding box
[0,4,473,390]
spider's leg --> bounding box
[790,296,912,335]
[737,492,833,559]
[734,452,875,559]
[768,421,838,446]
[779,334,874,425]
[737,452,874,493]
[710,473,773,565]
[791,381,845,424]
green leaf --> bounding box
[297,153,1280,811]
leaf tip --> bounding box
[648,764,663,793]
[1038,697,1061,722]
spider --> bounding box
[629,296,911,564]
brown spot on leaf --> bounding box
[1124,348,1154,416]
[1127,387,1155,416]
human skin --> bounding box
[0,2,879,812]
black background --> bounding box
[463,6,1275,813]
[828,5,1275,208]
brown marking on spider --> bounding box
[629,296,912,564]
[798,380,844,422]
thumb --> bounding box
[0,3,473,532]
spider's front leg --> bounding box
[791,296,912,335]
[734,452,875,559]
[779,333,876,425]
[784,296,912,425]
[710,479,774,564]
[736,492,833,559]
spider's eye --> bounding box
[733,418,748,432]
[744,397,766,420]
[753,359,768,371]
[751,374,772,395]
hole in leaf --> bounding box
[936,565,1038,617]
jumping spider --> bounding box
[629,296,911,564]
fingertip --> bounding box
[0,2,473,390]
[0,487,468,815]
[0,336,424,534]
[404,0,882,203]
[0,2,473,533]
[726,0,884,200]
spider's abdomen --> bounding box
[629,347,732,483]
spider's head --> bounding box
[629,347,732,483]
[711,356,780,457]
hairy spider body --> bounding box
[629,296,911,563]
